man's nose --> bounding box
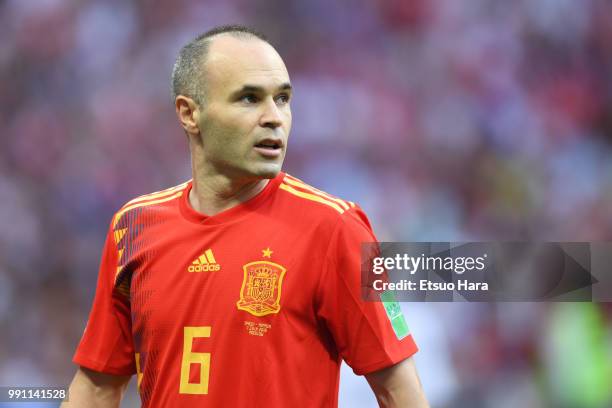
[259,98,283,129]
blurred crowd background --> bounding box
[1,0,612,407]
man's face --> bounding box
[193,35,292,180]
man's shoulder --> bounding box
[277,173,369,226]
[111,180,190,227]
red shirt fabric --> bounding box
[74,172,418,407]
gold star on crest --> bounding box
[262,247,273,258]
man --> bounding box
[63,25,429,407]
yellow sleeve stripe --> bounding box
[135,353,143,390]
[122,180,190,208]
[117,248,125,263]
[113,190,184,228]
[279,183,345,214]
[283,176,350,210]
[113,228,127,245]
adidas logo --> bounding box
[188,249,221,272]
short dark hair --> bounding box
[171,25,270,105]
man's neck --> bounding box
[189,171,270,217]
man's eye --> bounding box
[241,94,258,103]
[276,94,290,104]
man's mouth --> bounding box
[254,139,283,150]
[253,138,284,158]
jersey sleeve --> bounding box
[73,218,136,376]
[315,207,418,375]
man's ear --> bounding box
[175,95,201,136]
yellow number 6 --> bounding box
[179,326,211,394]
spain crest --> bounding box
[236,261,286,317]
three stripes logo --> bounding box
[188,249,221,272]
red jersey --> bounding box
[74,172,418,407]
